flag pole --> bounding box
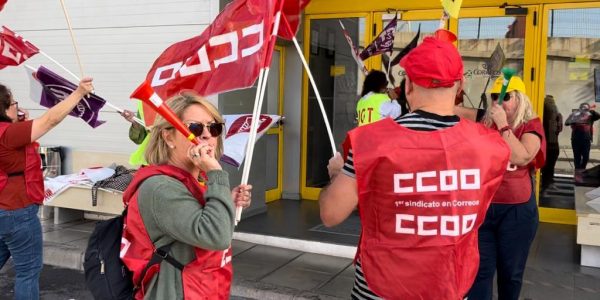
[282,15,337,154]
[37,51,146,127]
[236,1,285,225]
[58,0,85,78]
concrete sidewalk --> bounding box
[40,217,354,300]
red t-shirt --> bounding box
[0,120,35,210]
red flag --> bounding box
[0,26,39,69]
[145,0,278,126]
[278,0,310,40]
[0,1,7,11]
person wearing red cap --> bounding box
[319,31,510,299]
[456,75,546,300]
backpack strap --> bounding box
[136,244,184,288]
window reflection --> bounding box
[541,8,600,209]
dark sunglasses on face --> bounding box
[490,93,511,102]
[188,122,224,137]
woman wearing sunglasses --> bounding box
[459,75,546,300]
[0,78,94,299]
[120,92,251,299]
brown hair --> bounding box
[0,84,13,123]
[145,93,225,165]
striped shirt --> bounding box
[345,110,460,299]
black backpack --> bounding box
[84,209,184,300]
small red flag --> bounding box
[0,1,7,11]
[0,26,39,69]
[278,0,310,40]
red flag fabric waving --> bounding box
[0,26,39,69]
[145,0,278,110]
[278,0,310,40]
[0,1,7,11]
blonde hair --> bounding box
[483,90,536,129]
[145,92,225,165]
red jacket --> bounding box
[0,122,44,205]
[120,165,232,299]
[346,118,510,299]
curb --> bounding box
[231,278,344,300]
[43,242,84,271]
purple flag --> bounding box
[359,14,398,60]
[26,65,106,128]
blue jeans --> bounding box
[0,205,43,300]
[467,192,539,300]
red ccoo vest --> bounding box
[0,122,44,205]
[120,164,232,299]
[347,118,510,299]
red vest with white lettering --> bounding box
[492,118,546,204]
[0,122,44,205]
[120,165,232,300]
[347,118,510,299]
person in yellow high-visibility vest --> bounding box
[356,70,402,126]
[121,101,149,166]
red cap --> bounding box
[400,33,463,88]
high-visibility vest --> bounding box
[356,92,391,126]
[346,118,510,299]
[128,101,149,166]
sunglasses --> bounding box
[490,93,511,102]
[187,122,224,138]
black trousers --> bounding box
[466,192,538,300]
[572,137,591,169]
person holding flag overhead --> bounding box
[356,70,401,126]
[120,91,252,299]
[0,77,94,300]
[319,30,510,299]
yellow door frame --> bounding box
[537,2,600,224]
[300,12,372,200]
[265,46,285,203]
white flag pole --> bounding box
[37,51,146,128]
[235,7,284,225]
[58,0,85,78]
[283,17,337,155]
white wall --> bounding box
[0,0,220,159]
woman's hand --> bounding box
[231,184,252,208]
[188,143,222,172]
[489,103,508,128]
[75,77,94,97]
[120,109,136,123]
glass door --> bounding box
[301,13,370,200]
[451,7,539,112]
[538,3,600,224]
